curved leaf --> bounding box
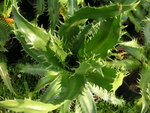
[77,86,97,113]
[89,84,124,106]
[59,100,72,113]
[52,72,85,104]
[17,64,53,76]
[0,99,62,113]
[12,6,65,68]
[59,2,139,44]
[120,40,146,61]
[34,71,59,92]
[87,66,117,91]
[110,58,141,70]
[111,71,128,93]
[40,76,61,103]
[85,16,121,58]
[35,0,46,15]
[0,53,16,95]
[139,65,150,113]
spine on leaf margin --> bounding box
[0,53,16,95]
[139,64,150,113]
[59,1,139,44]
[12,6,67,69]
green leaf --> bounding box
[35,0,45,15]
[87,66,117,90]
[68,0,78,16]
[47,34,68,63]
[89,84,124,106]
[132,4,146,20]
[59,0,83,5]
[85,16,121,58]
[59,0,68,4]
[34,74,59,92]
[0,0,12,17]
[110,58,141,70]
[15,33,52,67]
[128,11,142,32]
[75,62,91,75]
[12,6,49,51]
[77,86,97,113]
[0,99,62,113]
[72,24,92,54]
[139,65,150,113]
[0,53,16,95]
[17,64,53,76]
[48,0,59,31]
[12,6,49,64]
[59,100,72,113]
[0,19,11,51]
[40,76,61,103]
[59,2,139,45]
[144,19,150,44]
[52,72,85,104]
[111,70,128,93]
[61,25,80,52]
[120,40,146,61]
[12,6,65,68]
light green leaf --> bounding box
[110,58,141,70]
[68,0,78,16]
[59,100,72,113]
[120,40,146,61]
[0,53,16,95]
[0,0,12,17]
[111,71,128,93]
[0,99,62,113]
[89,84,124,106]
[139,65,150,113]
[144,19,150,44]
[17,64,52,76]
[77,86,97,113]
[12,6,65,68]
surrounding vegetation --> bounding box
[0,0,150,113]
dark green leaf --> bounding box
[59,2,139,45]
[85,16,121,58]
[87,67,116,90]
[0,53,16,95]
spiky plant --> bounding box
[112,13,150,113]
[0,0,15,97]
[0,0,13,51]
[0,0,142,113]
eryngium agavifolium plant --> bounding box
[0,0,142,113]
